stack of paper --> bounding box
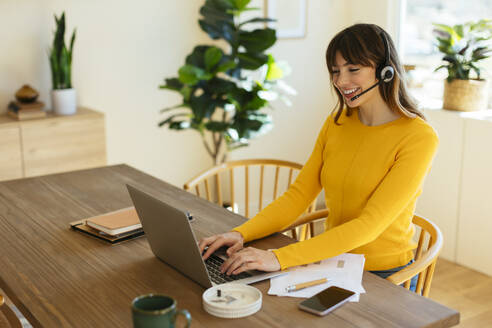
[268,253,365,302]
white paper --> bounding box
[268,253,365,302]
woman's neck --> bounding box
[357,98,401,126]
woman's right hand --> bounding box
[198,231,244,260]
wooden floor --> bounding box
[430,258,492,327]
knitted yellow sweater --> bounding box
[234,109,439,271]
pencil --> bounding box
[285,278,331,292]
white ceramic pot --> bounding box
[51,88,77,115]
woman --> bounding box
[199,24,438,290]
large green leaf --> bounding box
[237,52,268,70]
[239,17,275,27]
[178,65,202,85]
[205,121,230,131]
[207,0,235,11]
[200,3,234,24]
[158,113,191,127]
[215,60,236,73]
[221,23,239,46]
[169,121,190,130]
[239,29,276,52]
[232,113,271,138]
[159,103,189,114]
[178,65,213,85]
[244,94,267,111]
[234,0,250,10]
[190,93,217,120]
[265,54,283,80]
[186,46,210,68]
[199,20,222,40]
[159,78,183,91]
[202,77,236,94]
[227,88,253,110]
[205,47,222,71]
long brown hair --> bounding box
[325,23,424,124]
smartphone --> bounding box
[298,286,355,316]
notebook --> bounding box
[86,207,142,236]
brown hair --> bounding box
[325,23,425,124]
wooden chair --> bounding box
[282,212,443,297]
[386,215,443,297]
[0,294,22,328]
[184,159,319,240]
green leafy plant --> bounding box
[433,19,492,82]
[49,12,76,90]
[159,0,294,164]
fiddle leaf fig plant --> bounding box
[433,19,492,82]
[159,0,295,164]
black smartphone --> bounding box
[298,286,355,316]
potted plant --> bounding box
[159,0,295,164]
[433,19,492,111]
[49,12,77,115]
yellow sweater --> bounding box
[234,108,439,271]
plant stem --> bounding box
[202,136,214,158]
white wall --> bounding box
[0,0,394,188]
[0,0,211,187]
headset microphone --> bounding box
[349,31,394,102]
[350,81,380,101]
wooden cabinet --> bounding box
[0,108,106,181]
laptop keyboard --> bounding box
[205,254,252,284]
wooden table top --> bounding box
[0,164,459,327]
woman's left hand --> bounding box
[221,247,281,275]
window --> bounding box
[399,0,492,108]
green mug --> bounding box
[132,294,191,328]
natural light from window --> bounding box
[400,0,492,109]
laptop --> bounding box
[126,184,285,288]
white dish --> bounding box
[202,283,262,318]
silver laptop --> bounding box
[126,184,285,288]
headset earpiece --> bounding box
[376,32,394,83]
[380,66,394,82]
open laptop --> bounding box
[126,184,285,288]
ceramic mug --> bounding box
[132,294,191,328]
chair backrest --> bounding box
[386,215,443,297]
[0,294,22,328]
[184,159,318,240]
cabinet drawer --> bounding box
[21,114,106,177]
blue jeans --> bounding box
[370,260,418,292]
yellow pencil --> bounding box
[285,278,331,292]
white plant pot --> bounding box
[51,88,77,115]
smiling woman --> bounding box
[199,23,439,293]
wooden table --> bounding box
[0,165,459,327]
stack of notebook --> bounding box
[71,207,144,244]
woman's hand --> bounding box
[198,231,244,260]
[220,247,281,275]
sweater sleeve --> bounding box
[232,117,331,242]
[272,128,439,270]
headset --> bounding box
[350,31,395,101]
